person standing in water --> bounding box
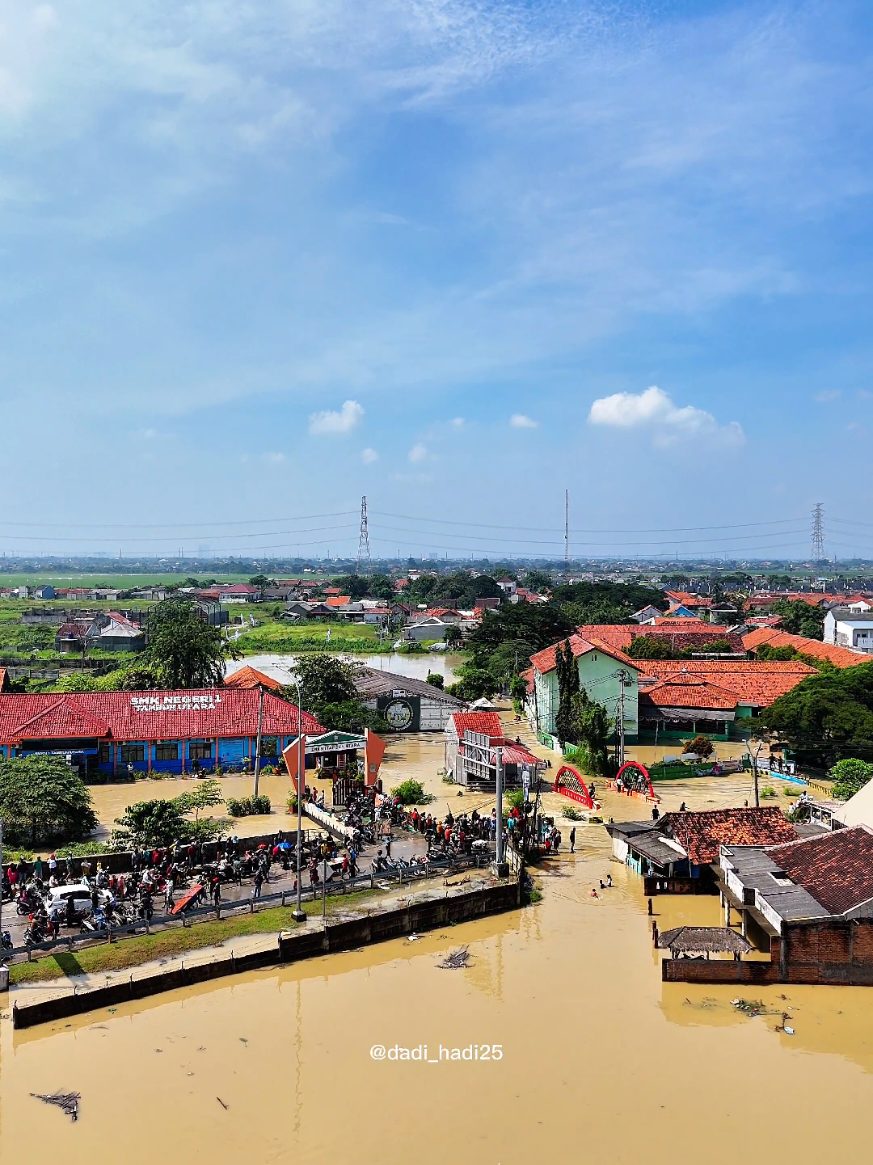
[569,827,576,854]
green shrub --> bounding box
[390,779,430,805]
[761,786,777,798]
[226,794,272,817]
[829,758,873,802]
[562,806,582,821]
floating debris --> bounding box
[437,946,471,970]
[216,1097,229,1110]
[31,1091,80,1122]
[731,998,767,1017]
[784,1026,795,1035]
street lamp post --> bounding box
[292,679,307,923]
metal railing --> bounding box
[6,853,492,962]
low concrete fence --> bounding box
[12,879,522,1029]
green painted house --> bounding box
[527,633,640,749]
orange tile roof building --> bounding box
[742,626,868,668]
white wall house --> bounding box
[823,608,873,653]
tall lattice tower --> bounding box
[811,502,825,562]
[357,495,372,573]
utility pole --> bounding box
[292,680,307,923]
[564,489,569,576]
[494,743,507,874]
[253,683,265,798]
[618,676,626,769]
[752,744,762,808]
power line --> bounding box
[0,511,358,531]
[371,511,806,535]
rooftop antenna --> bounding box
[356,495,372,573]
[811,502,825,563]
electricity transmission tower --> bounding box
[357,495,372,573]
[811,502,825,563]
[564,489,569,575]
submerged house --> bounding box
[608,808,798,890]
[444,711,541,789]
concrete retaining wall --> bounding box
[12,880,522,1029]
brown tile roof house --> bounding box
[763,826,873,916]
[743,626,869,668]
[641,673,740,712]
[660,807,797,865]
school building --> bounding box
[0,688,324,778]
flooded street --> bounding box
[6,730,871,1164]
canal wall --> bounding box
[12,879,522,1029]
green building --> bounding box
[528,633,639,750]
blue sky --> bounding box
[1,0,872,560]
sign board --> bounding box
[130,694,222,712]
[522,770,531,800]
[306,736,366,755]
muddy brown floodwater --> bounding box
[5,731,872,1163]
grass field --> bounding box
[9,889,376,984]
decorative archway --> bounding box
[554,765,598,809]
[615,760,656,801]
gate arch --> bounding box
[615,760,656,801]
[554,765,599,809]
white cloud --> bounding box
[588,386,744,447]
[262,451,286,464]
[510,414,538,429]
[815,389,841,403]
[308,399,364,436]
[361,447,379,463]
[450,417,465,427]
[408,442,428,463]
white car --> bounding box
[46,883,113,912]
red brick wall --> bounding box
[663,918,873,986]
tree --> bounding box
[771,599,826,640]
[112,799,192,849]
[761,662,873,767]
[829,758,873,801]
[426,672,444,689]
[0,756,98,847]
[444,625,463,649]
[550,580,667,624]
[112,786,228,849]
[466,603,573,664]
[249,574,270,590]
[555,640,579,746]
[569,689,613,778]
[317,700,388,734]
[682,734,715,759]
[446,668,495,701]
[176,779,224,834]
[366,574,396,601]
[291,653,360,713]
[626,636,675,660]
[146,596,241,688]
[524,570,553,593]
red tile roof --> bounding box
[764,825,873,915]
[664,591,711,607]
[638,659,816,706]
[641,674,739,711]
[0,689,323,743]
[661,808,796,865]
[449,711,503,740]
[530,633,638,675]
[742,627,868,668]
[502,743,540,767]
[651,616,713,630]
[325,596,351,607]
[223,665,283,692]
[745,592,836,610]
